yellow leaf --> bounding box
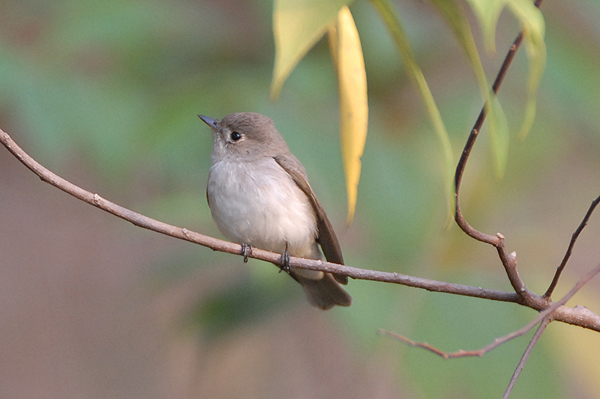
[329,6,368,224]
[271,0,352,99]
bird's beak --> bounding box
[198,115,219,131]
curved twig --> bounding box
[454,31,527,245]
[453,0,544,300]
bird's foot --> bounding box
[240,243,252,263]
[278,243,291,273]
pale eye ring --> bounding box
[230,131,242,142]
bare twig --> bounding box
[502,317,551,399]
[544,195,600,298]
[453,0,544,300]
[454,29,528,245]
[380,263,600,359]
[2,128,599,330]
[504,260,600,398]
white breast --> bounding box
[207,157,320,259]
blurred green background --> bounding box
[1,0,600,398]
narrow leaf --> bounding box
[488,96,509,177]
[429,0,488,104]
[509,0,546,140]
[370,0,454,222]
[463,0,546,172]
[431,0,509,179]
[465,0,505,54]
[329,6,368,224]
[517,35,545,140]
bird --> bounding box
[199,112,351,309]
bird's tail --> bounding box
[292,271,352,310]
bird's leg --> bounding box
[240,243,252,263]
[278,242,291,273]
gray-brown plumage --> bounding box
[199,112,351,309]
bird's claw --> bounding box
[241,243,252,263]
[278,244,291,273]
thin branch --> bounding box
[454,2,544,241]
[502,317,551,399]
[453,0,544,300]
[504,260,600,397]
[544,195,600,298]
[380,263,600,359]
[454,29,527,246]
[2,128,600,331]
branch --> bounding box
[544,195,600,298]
[502,317,550,399]
[380,263,600,359]
[2,127,600,331]
[503,261,600,398]
[453,0,544,300]
[0,128,515,301]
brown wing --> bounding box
[274,156,347,284]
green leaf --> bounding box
[464,0,506,53]
[429,0,489,103]
[271,0,353,99]
[510,0,546,140]
[370,0,454,222]
[488,96,509,178]
[431,0,510,178]
[458,0,545,171]
[508,0,545,40]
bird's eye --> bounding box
[230,131,242,142]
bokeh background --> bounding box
[1,0,600,398]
